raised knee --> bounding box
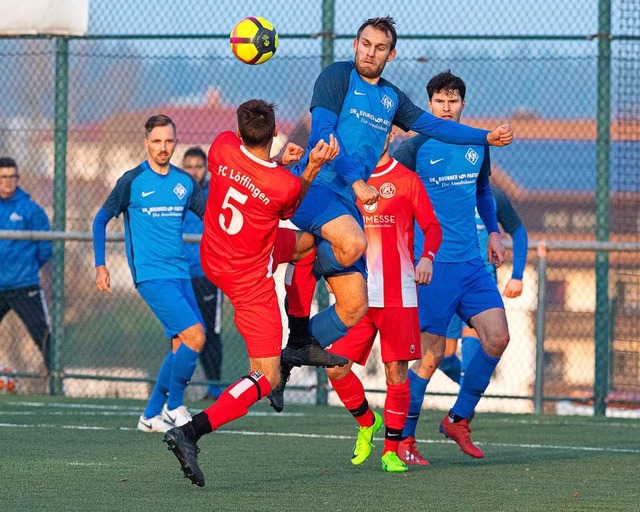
[335,237,367,267]
[344,302,367,327]
[496,331,510,352]
[485,331,510,357]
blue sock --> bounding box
[451,345,499,419]
[402,369,430,438]
[460,336,481,386]
[207,385,223,399]
[144,351,173,418]
[167,343,199,410]
[309,304,349,348]
[439,354,462,384]
[314,240,348,277]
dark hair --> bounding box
[183,146,206,162]
[0,157,17,171]
[427,70,466,101]
[144,114,177,137]
[236,99,276,147]
[357,16,397,51]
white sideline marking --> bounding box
[10,401,142,411]
[0,421,638,455]
[219,430,640,455]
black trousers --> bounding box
[191,276,223,381]
[0,285,50,370]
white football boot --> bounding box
[137,414,171,433]
[162,404,192,427]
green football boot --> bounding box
[351,411,383,465]
[381,451,408,473]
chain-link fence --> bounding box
[0,1,638,415]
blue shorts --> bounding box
[444,261,497,339]
[292,182,367,277]
[137,279,204,338]
[418,258,504,336]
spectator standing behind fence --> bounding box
[92,115,206,433]
[0,157,53,373]
[181,147,224,401]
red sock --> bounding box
[284,250,316,318]
[329,371,374,427]
[272,228,297,266]
[203,371,271,431]
[383,380,410,454]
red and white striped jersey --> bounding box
[358,158,441,308]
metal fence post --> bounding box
[312,0,335,407]
[320,0,335,71]
[533,241,547,415]
[314,282,330,405]
[594,0,612,417]
[51,37,69,395]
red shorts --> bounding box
[200,228,298,359]
[327,307,420,365]
[208,270,282,358]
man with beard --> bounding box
[269,16,514,412]
[93,115,206,433]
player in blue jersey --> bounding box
[277,17,514,392]
[394,70,511,461]
[93,115,206,433]
[181,147,224,401]
[436,187,528,389]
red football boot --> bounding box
[398,436,430,466]
[439,414,484,459]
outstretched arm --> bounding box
[410,112,513,147]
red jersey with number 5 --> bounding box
[201,131,301,279]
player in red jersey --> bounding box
[163,99,340,487]
[325,131,441,472]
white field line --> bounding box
[0,420,639,455]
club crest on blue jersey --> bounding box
[465,148,479,165]
[173,182,187,199]
[381,94,394,111]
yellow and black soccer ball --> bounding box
[230,17,278,65]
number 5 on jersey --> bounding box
[219,186,248,235]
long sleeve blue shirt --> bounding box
[0,188,52,290]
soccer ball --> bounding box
[230,17,278,65]
[0,367,16,393]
